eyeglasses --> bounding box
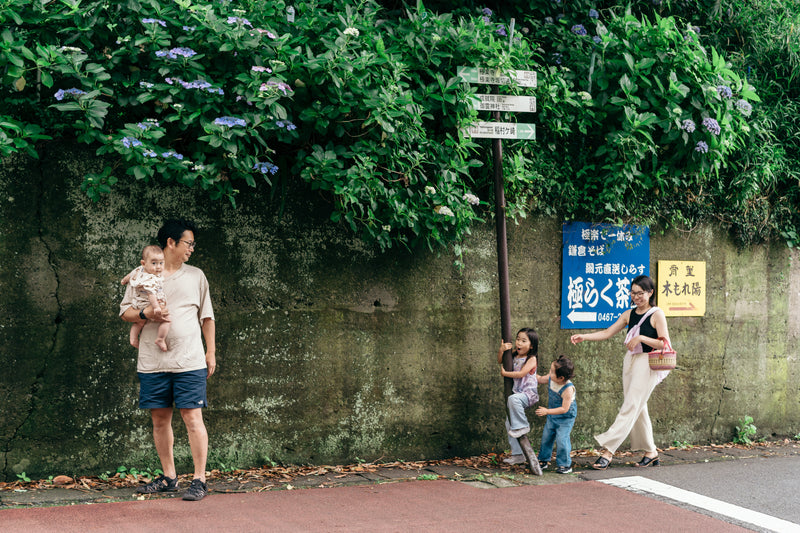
[180,239,197,249]
[630,290,646,297]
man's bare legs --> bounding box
[180,408,208,482]
[150,408,177,479]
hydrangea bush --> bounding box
[0,0,770,251]
[1,0,540,253]
[527,6,760,222]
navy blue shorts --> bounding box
[138,369,208,409]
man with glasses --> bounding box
[120,219,216,501]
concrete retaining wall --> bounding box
[1,143,798,480]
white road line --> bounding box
[600,476,800,533]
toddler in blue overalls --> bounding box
[535,355,577,474]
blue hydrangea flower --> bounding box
[259,81,292,95]
[155,47,197,59]
[121,137,143,148]
[253,162,279,175]
[552,53,562,65]
[139,81,155,89]
[702,117,721,136]
[482,7,492,17]
[54,88,86,100]
[571,24,588,36]
[496,24,507,37]
[142,18,167,27]
[161,150,184,160]
[142,150,157,158]
[183,26,196,32]
[681,119,696,133]
[593,35,602,44]
[695,141,709,153]
[227,16,252,26]
[717,85,733,98]
[589,9,599,18]
[214,116,247,128]
[735,99,753,116]
[137,120,160,130]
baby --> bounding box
[121,245,170,351]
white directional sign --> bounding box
[472,94,536,113]
[457,66,537,88]
[566,309,597,324]
[466,122,536,140]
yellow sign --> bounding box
[657,260,706,317]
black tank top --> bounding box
[628,308,658,352]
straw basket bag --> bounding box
[648,337,676,371]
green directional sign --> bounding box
[457,66,537,88]
[472,94,537,113]
[465,121,536,140]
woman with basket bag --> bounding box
[570,275,672,470]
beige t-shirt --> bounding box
[120,264,214,373]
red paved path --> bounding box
[1,479,747,532]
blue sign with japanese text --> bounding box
[561,222,650,330]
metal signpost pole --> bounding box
[491,86,514,401]
[458,60,541,475]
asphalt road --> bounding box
[581,455,800,532]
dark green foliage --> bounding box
[0,0,795,251]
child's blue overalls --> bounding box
[537,379,577,467]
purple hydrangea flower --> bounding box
[496,24,507,37]
[259,81,292,95]
[482,7,492,17]
[681,119,696,133]
[214,116,247,128]
[695,141,709,153]
[572,24,588,36]
[155,47,197,59]
[702,117,721,136]
[142,18,167,27]
[227,16,252,26]
[589,9,599,18]
[717,85,733,98]
[593,35,602,44]
[54,88,86,100]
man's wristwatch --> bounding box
[139,309,147,320]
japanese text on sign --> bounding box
[561,222,650,329]
[657,260,706,317]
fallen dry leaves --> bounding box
[1,439,797,494]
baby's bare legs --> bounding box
[153,297,170,351]
[130,320,145,348]
[155,321,170,351]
